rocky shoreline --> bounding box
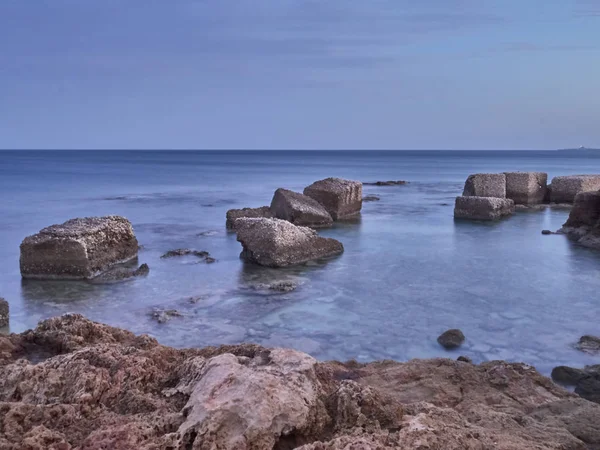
[1,314,599,450]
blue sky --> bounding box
[1,0,599,149]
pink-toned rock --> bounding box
[0,315,599,450]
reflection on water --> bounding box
[2,150,600,376]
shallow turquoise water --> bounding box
[1,150,600,374]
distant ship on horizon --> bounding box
[557,145,600,152]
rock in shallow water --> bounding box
[225,206,274,230]
[90,263,149,284]
[19,216,138,280]
[161,248,209,259]
[363,180,407,186]
[462,173,506,198]
[362,195,381,202]
[270,188,333,228]
[550,175,600,203]
[1,314,599,449]
[235,218,344,267]
[437,329,465,349]
[575,335,600,354]
[505,171,548,205]
[454,196,515,221]
[304,178,363,220]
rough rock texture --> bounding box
[225,206,274,230]
[437,329,465,349]
[550,175,600,203]
[20,216,138,280]
[0,298,8,328]
[559,192,600,250]
[462,173,506,198]
[454,196,515,221]
[235,218,344,267]
[505,172,548,205]
[270,188,333,228]
[552,365,600,405]
[2,315,600,450]
[303,178,363,220]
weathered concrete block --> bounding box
[235,218,343,267]
[270,188,333,228]
[0,297,8,328]
[20,216,138,280]
[563,191,600,228]
[462,173,506,199]
[454,196,515,221]
[504,172,547,205]
[226,206,274,230]
[303,178,362,220]
[550,175,600,203]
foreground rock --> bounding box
[454,196,515,221]
[1,314,600,449]
[304,178,362,220]
[0,298,7,328]
[559,191,600,249]
[225,206,273,230]
[20,216,138,280]
[462,173,506,198]
[505,171,548,205]
[270,188,333,228]
[550,175,600,203]
[235,218,343,267]
[437,329,465,349]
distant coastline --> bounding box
[557,146,600,152]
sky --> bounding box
[0,0,599,150]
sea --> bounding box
[1,150,600,375]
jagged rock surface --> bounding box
[0,315,600,449]
[559,191,600,250]
[0,298,8,328]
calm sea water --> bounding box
[1,150,600,374]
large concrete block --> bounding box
[550,175,600,203]
[462,173,506,199]
[504,172,547,205]
[270,188,333,228]
[454,196,515,221]
[235,218,343,267]
[226,206,274,230]
[303,178,362,220]
[20,216,138,280]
